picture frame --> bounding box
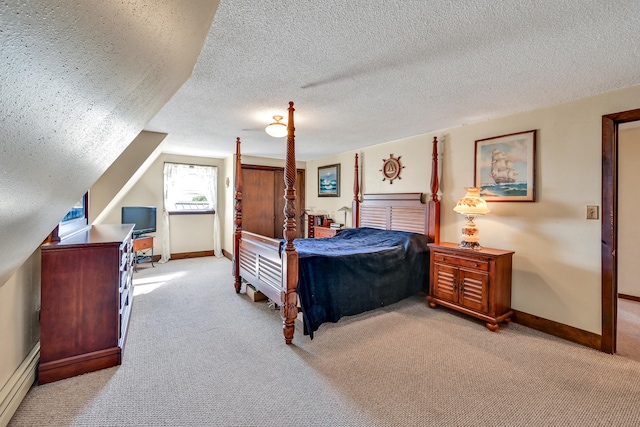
[474,130,536,202]
[318,164,340,197]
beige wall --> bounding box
[618,125,640,296]
[0,250,40,414]
[308,85,640,334]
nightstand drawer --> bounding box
[433,252,489,272]
[133,237,153,251]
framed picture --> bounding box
[474,130,536,202]
[318,164,340,197]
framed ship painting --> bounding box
[474,130,536,202]
[318,163,340,197]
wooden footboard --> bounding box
[237,231,284,304]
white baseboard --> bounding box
[0,343,39,427]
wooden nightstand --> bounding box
[426,242,514,331]
[133,235,154,271]
[313,226,343,238]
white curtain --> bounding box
[160,163,180,263]
[200,165,223,258]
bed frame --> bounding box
[233,101,441,344]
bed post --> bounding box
[428,136,441,243]
[282,101,298,344]
[233,137,242,293]
[352,153,360,228]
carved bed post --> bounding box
[282,102,299,344]
[429,136,441,243]
[352,153,360,228]
[233,137,242,293]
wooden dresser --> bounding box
[39,224,134,384]
[427,242,514,331]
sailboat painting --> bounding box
[474,130,536,202]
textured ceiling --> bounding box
[146,0,640,161]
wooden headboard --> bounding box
[351,137,441,243]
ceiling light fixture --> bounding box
[265,115,287,138]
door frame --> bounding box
[601,108,640,353]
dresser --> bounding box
[427,242,514,331]
[39,224,134,384]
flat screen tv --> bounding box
[121,206,157,236]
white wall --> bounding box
[308,84,640,334]
[618,125,640,296]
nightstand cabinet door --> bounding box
[432,263,459,304]
[427,242,513,331]
[458,269,489,313]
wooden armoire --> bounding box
[241,164,306,239]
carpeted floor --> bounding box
[617,298,640,363]
[9,256,640,426]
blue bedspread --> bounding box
[294,227,431,338]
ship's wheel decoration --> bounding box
[380,154,404,184]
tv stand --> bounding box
[133,235,154,271]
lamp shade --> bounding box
[265,115,287,138]
[453,187,490,215]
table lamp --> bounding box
[453,187,490,250]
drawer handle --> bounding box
[473,263,479,267]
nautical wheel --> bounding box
[380,154,404,184]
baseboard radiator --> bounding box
[0,343,39,427]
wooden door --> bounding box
[242,166,306,239]
[274,169,305,239]
[242,168,276,237]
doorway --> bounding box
[601,108,640,354]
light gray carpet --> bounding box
[9,256,640,426]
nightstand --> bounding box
[313,226,343,238]
[426,242,514,331]
[133,235,155,271]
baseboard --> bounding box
[223,249,232,260]
[512,310,601,351]
[619,293,640,303]
[170,250,214,260]
[0,343,39,427]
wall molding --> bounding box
[619,293,640,303]
[0,343,39,427]
[170,250,214,260]
[512,310,601,350]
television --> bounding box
[121,206,157,236]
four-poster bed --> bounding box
[233,102,441,344]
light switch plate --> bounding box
[586,205,599,220]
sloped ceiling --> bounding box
[147,0,640,161]
[0,1,218,285]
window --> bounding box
[163,163,218,213]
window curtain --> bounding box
[200,166,223,258]
[160,163,180,263]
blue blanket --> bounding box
[294,227,431,338]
